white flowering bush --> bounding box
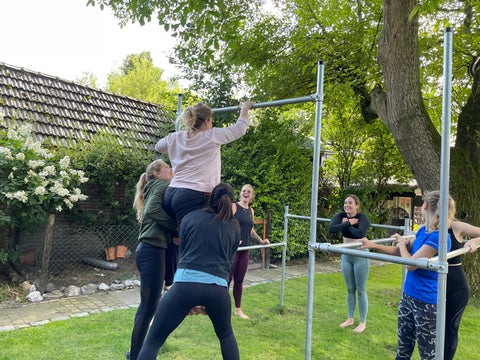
[0,122,89,231]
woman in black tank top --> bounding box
[444,221,480,360]
[228,184,270,319]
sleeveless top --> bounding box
[234,202,254,247]
[447,228,463,265]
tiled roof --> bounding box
[0,63,175,148]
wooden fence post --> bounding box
[39,213,55,294]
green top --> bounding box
[138,179,177,248]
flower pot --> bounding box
[116,245,128,259]
[105,247,116,261]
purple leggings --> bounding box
[228,249,249,308]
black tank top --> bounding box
[448,228,463,265]
[234,203,254,247]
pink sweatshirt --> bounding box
[155,115,249,193]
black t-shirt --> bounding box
[178,210,241,281]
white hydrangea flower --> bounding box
[7,129,19,140]
[55,205,63,212]
[34,186,46,195]
[0,146,12,158]
[28,141,42,153]
[59,156,70,169]
[39,165,56,177]
[5,191,28,203]
[79,176,89,183]
[60,170,69,178]
[41,149,54,159]
[69,194,79,202]
[8,172,14,179]
[24,177,29,183]
[64,198,73,209]
[73,188,81,195]
[51,181,69,197]
[28,160,45,169]
[15,152,25,161]
[78,194,88,201]
[17,123,33,137]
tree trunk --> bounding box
[39,213,55,294]
[376,0,441,194]
[373,0,480,296]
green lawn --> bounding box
[1,263,479,359]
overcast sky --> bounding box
[0,0,179,88]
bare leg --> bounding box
[234,307,249,319]
[339,318,354,328]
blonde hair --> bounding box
[133,159,168,223]
[178,103,212,132]
[423,191,456,232]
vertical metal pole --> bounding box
[175,93,183,131]
[435,27,453,360]
[280,205,289,307]
[400,217,411,294]
[305,61,325,360]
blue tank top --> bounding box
[234,202,254,247]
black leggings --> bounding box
[137,282,239,360]
[444,265,470,360]
[129,242,166,360]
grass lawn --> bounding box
[0,263,479,359]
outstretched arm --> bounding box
[465,237,480,252]
[358,237,400,256]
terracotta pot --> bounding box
[116,245,128,259]
[20,251,37,266]
[105,247,116,261]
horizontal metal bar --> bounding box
[212,95,320,114]
[286,214,406,232]
[237,242,286,252]
[314,242,438,271]
[430,243,480,262]
[332,235,416,249]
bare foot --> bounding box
[164,285,172,292]
[339,318,354,328]
[234,308,250,319]
[353,322,366,333]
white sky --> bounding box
[0,0,180,88]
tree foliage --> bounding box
[106,51,181,109]
[89,0,480,292]
[222,107,317,258]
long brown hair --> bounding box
[204,183,237,223]
[133,159,168,223]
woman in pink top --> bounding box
[156,101,254,225]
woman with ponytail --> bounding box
[126,160,177,360]
[359,191,456,360]
[155,101,254,225]
[137,183,241,360]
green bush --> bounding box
[222,108,317,259]
[62,131,158,227]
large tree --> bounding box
[106,51,181,109]
[88,0,480,293]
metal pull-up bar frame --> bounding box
[211,95,321,114]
